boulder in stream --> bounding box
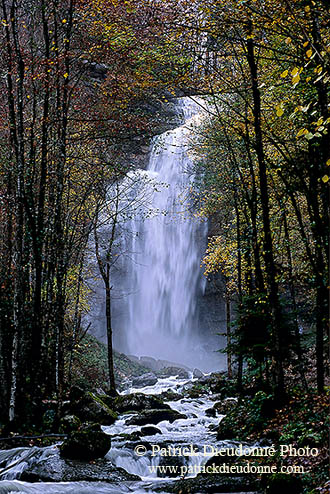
[158,367,190,379]
[126,408,187,426]
[21,449,139,482]
[193,368,203,378]
[103,392,170,413]
[213,397,238,415]
[131,372,158,387]
[59,414,81,434]
[60,423,111,460]
[140,426,162,436]
[69,387,118,425]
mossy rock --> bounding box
[102,393,170,413]
[70,390,118,425]
[126,408,187,426]
[59,415,81,434]
[60,423,111,460]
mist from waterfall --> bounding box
[120,98,217,370]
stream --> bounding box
[0,374,233,494]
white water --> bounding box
[103,377,222,481]
[123,98,213,369]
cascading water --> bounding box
[120,98,215,369]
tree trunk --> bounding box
[226,294,232,379]
[246,27,285,403]
[105,273,117,396]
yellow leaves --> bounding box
[305,5,310,12]
[304,131,314,140]
[296,128,308,138]
[290,66,302,85]
[280,69,288,78]
[326,159,330,167]
[62,19,67,24]
[321,175,329,183]
[276,105,284,117]
[306,49,312,58]
[285,37,292,44]
[292,73,300,84]
[63,72,69,78]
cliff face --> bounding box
[116,93,183,171]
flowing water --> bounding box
[122,98,209,368]
[0,375,230,493]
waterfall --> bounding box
[85,96,225,371]
[120,98,210,369]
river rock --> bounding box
[158,454,186,478]
[69,389,118,425]
[159,390,181,401]
[213,397,238,415]
[140,426,162,436]
[118,431,142,442]
[158,367,190,379]
[205,407,217,417]
[126,408,187,426]
[21,448,139,482]
[103,393,170,413]
[59,414,81,434]
[60,423,111,460]
[132,372,158,387]
[193,368,203,378]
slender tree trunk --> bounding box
[226,293,232,379]
[105,273,117,396]
[246,27,285,402]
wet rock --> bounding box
[140,426,162,436]
[60,423,111,460]
[59,415,81,434]
[132,372,158,387]
[181,383,208,398]
[117,431,142,442]
[158,367,190,379]
[205,407,217,417]
[103,393,170,413]
[69,390,118,426]
[213,397,238,415]
[159,390,181,401]
[21,448,139,482]
[193,368,203,378]
[158,454,186,478]
[126,408,187,426]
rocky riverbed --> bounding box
[0,368,263,494]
